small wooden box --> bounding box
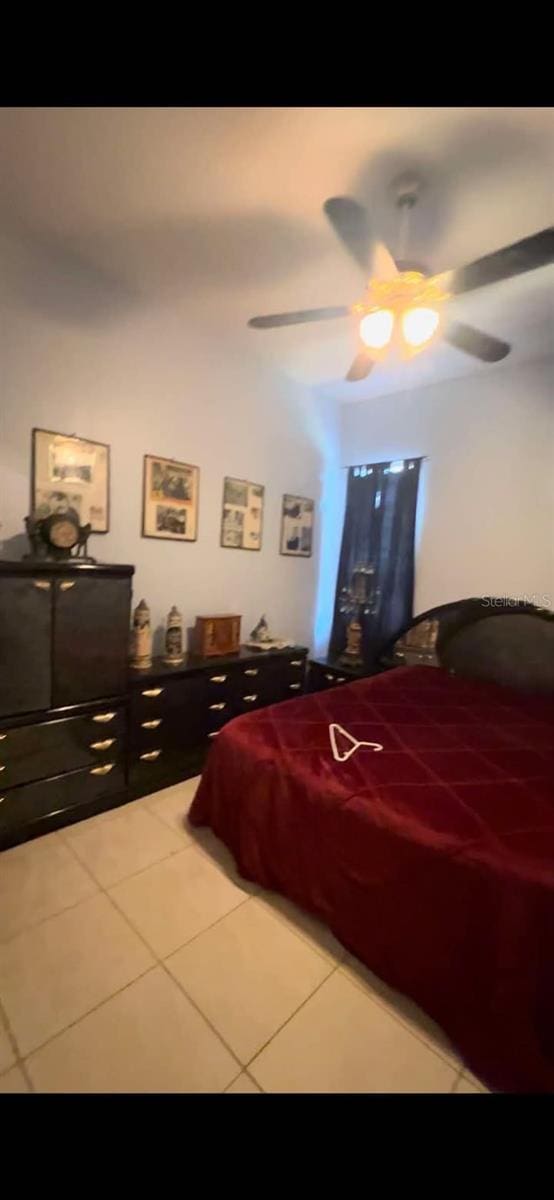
[195,614,241,658]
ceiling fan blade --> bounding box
[444,321,511,362]
[248,305,350,329]
[445,227,554,297]
[323,197,372,272]
[371,240,399,281]
[346,352,375,382]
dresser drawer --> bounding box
[235,690,266,716]
[128,746,191,796]
[130,676,206,721]
[202,668,238,702]
[0,760,125,838]
[0,708,126,790]
[201,696,238,734]
[278,653,307,680]
[130,710,201,752]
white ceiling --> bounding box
[1,106,553,400]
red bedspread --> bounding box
[189,665,554,1092]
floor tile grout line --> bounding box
[336,960,461,1073]
[20,962,159,1073]
[243,1067,264,1092]
[61,787,338,974]
[245,960,460,1087]
[157,959,244,1077]
[3,786,276,1088]
[0,880,100,949]
[0,992,21,1077]
[63,829,187,892]
[16,1056,35,1093]
[109,879,252,963]
[55,814,250,1080]
[161,949,337,1082]
[451,1068,465,1094]
[2,796,257,1079]
[244,964,341,1075]
[91,809,345,1080]
[224,1066,264,1094]
[106,874,337,1080]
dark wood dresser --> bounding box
[0,561,133,849]
[128,645,308,797]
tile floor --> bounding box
[0,777,489,1094]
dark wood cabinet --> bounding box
[0,573,52,717]
[0,561,133,849]
[52,573,132,706]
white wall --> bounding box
[1,294,338,654]
[2,261,552,664]
[340,358,554,615]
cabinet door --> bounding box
[52,575,131,706]
[0,576,52,717]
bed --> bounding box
[188,600,554,1092]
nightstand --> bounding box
[307,656,382,693]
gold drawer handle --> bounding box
[243,694,258,702]
[92,712,116,724]
[325,673,335,681]
[244,668,258,676]
[337,677,346,683]
[209,702,226,711]
[289,682,301,690]
[290,659,303,667]
[141,718,162,729]
[90,763,115,776]
[90,738,116,751]
[208,731,219,739]
[0,733,7,741]
[59,580,76,591]
[210,675,227,683]
[33,579,51,590]
[141,687,164,698]
[0,764,5,773]
[0,797,5,805]
[140,749,162,761]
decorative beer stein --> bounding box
[163,605,184,665]
[130,598,153,669]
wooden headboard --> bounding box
[380,598,554,693]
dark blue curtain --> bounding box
[329,458,422,665]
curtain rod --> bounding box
[345,455,429,469]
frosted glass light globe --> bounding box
[359,309,394,350]
[402,306,440,348]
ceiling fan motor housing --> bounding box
[391,173,422,210]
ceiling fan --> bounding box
[248,177,554,382]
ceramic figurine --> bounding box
[163,605,184,665]
[130,598,153,669]
[250,614,271,643]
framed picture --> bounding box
[32,428,110,533]
[280,494,314,557]
[142,454,199,542]
[220,476,264,550]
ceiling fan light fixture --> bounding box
[359,308,394,351]
[401,305,440,350]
